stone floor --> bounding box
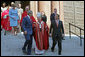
[1,30,84,56]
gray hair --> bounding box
[25,6,29,10]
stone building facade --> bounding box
[15,1,84,35]
[63,1,84,35]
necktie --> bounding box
[56,20,58,27]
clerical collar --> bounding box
[38,21,43,24]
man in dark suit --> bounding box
[49,14,64,55]
[21,10,33,55]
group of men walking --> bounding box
[1,2,65,55]
[21,7,65,55]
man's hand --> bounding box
[24,31,27,35]
[62,34,65,37]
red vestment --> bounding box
[20,11,27,26]
[1,9,12,31]
[43,22,49,50]
[30,16,36,28]
[33,21,49,50]
[30,16,36,23]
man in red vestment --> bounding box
[1,6,12,35]
[20,11,27,26]
[20,6,29,32]
[33,12,49,55]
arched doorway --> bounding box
[21,1,30,11]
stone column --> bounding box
[52,1,64,23]
[59,1,64,22]
[30,1,38,20]
[38,1,51,27]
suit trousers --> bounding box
[23,35,32,55]
[52,35,62,52]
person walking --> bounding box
[1,5,12,35]
[21,11,33,55]
[41,11,47,23]
[33,12,49,55]
[17,3,23,33]
[9,4,19,36]
[49,14,64,55]
[20,6,29,32]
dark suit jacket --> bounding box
[50,20,64,39]
[22,16,33,40]
[50,13,59,34]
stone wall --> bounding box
[63,1,84,35]
[15,1,84,35]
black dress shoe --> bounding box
[51,48,54,52]
[22,48,27,54]
[4,32,6,35]
[58,51,61,55]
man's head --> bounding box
[12,4,16,9]
[37,12,42,22]
[3,2,6,7]
[25,5,29,11]
[18,4,21,8]
[41,11,45,16]
[54,8,57,14]
[28,10,33,16]
[11,2,15,7]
